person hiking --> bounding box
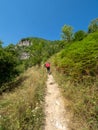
[44,62,51,74]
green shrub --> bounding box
[53,32,98,82]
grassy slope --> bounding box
[1,32,98,130]
[51,32,98,130]
[53,32,98,81]
[0,67,46,130]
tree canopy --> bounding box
[61,24,73,42]
[88,18,98,33]
[74,30,87,41]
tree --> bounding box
[0,40,3,48]
[0,43,22,86]
[61,24,73,42]
[74,30,87,41]
[28,41,45,66]
[88,18,98,33]
[0,49,19,85]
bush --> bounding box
[53,32,98,82]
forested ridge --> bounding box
[0,18,98,130]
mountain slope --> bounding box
[51,31,98,130]
[0,67,46,130]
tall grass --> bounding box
[51,66,98,130]
[0,67,46,130]
[50,32,98,129]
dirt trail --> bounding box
[45,74,69,130]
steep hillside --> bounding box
[0,67,46,130]
[16,37,66,67]
[0,36,66,90]
[51,32,98,130]
[52,32,98,82]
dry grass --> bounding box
[51,66,98,130]
[0,67,46,130]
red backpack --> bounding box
[45,63,50,67]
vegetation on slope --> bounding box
[0,37,66,92]
[51,31,98,130]
[53,32,98,82]
[0,44,22,87]
[0,17,98,130]
[24,37,67,66]
[0,67,46,130]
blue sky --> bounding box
[0,0,98,46]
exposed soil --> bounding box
[45,74,70,130]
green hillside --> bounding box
[52,32,98,82]
[0,18,98,130]
[0,37,65,90]
[51,31,98,130]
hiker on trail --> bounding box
[44,62,51,74]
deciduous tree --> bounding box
[88,18,98,33]
[61,24,73,42]
[74,30,87,41]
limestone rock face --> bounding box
[17,40,32,60]
[18,40,32,46]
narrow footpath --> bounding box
[45,74,69,130]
